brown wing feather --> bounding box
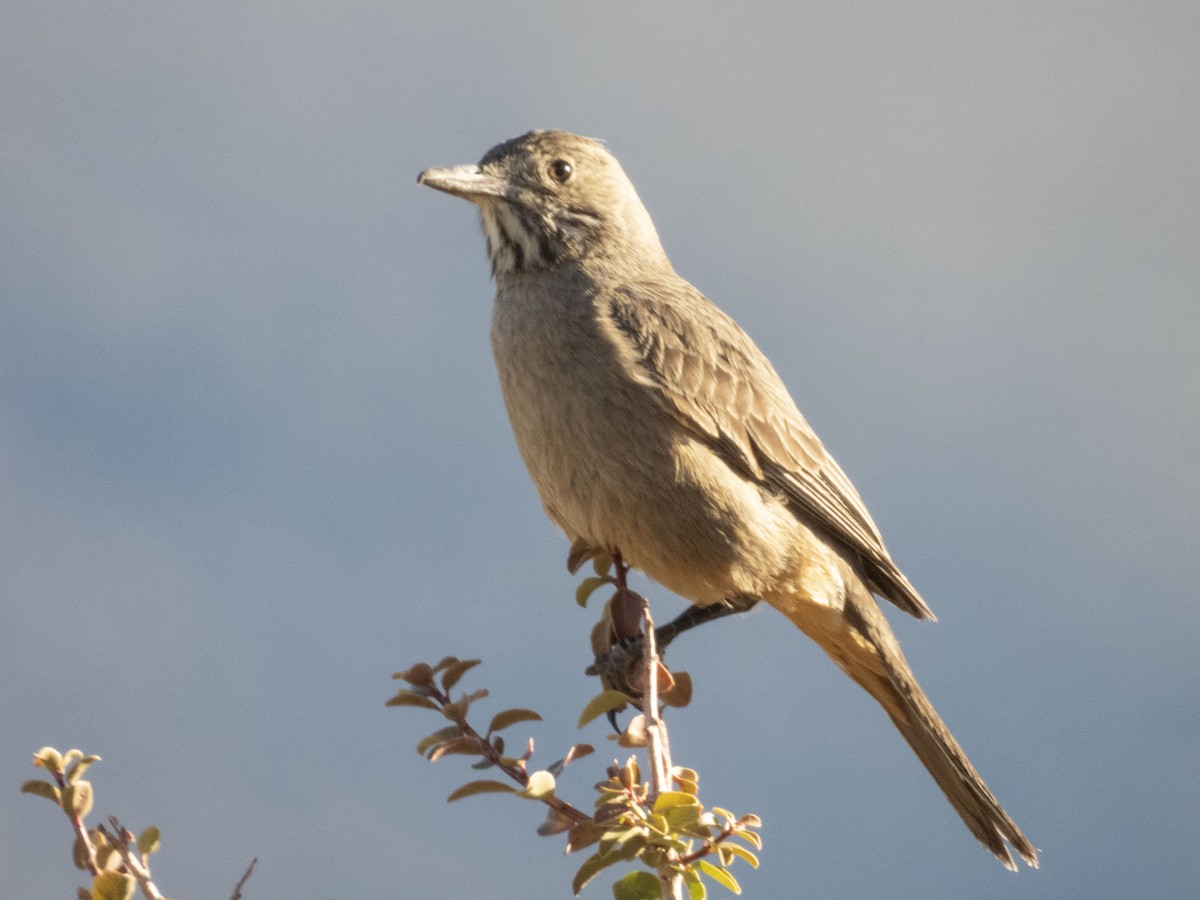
[604,279,935,621]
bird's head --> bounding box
[418,130,669,277]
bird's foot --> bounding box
[586,633,647,699]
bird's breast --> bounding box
[489,273,804,606]
[490,273,669,534]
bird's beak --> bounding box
[417,164,507,202]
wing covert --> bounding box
[602,280,934,620]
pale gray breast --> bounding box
[489,269,680,542]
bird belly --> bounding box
[501,359,815,607]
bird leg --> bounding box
[608,551,761,650]
[653,594,760,652]
[589,551,760,718]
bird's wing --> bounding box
[602,280,934,620]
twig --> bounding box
[229,857,258,900]
[642,605,671,799]
[641,603,684,900]
[678,823,743,865]
[427,681,591,826]
[47,767,98,877]
[100,818,165,900]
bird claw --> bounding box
[586,634,647,701]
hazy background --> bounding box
[3,3,1197,897]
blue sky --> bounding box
[2,3,1198,897]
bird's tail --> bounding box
[775,582,1039,870]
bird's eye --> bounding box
[548,159,573,182]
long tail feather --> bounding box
[773,578,1038,869]
[843,585,1038,869]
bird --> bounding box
[417,130,1037,870]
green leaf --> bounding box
[66,755,102,785]
[646,813,669,836]
[487,708,543,734]
[91,871,136,900]
[520,769,556,800]
[566,541,614,577]
[653,791,701,812]
[440,658,481,692]
[591,550,614,578]
[72,835,91,870]
[566,538,597,574]
[602,825,649,855]
[417,725,464,756]
[612,870,661,900]
[684,869,707,900]
[720,842,759,869]
[695,860,740,895]
[34,747,64,772]
[385,690,439,710]
[20,779,61,805]
[575,576,610,608]
[736,828,762,851]
[95,845,120,871]
[674,778,699,796]
[654,791,703,834]
[571,841,643,895]
[137,826,161,856]
[672,767,699,796]
[616,714,647,748]
[665,806,703,833]
[62,781,94,818]
[447,780,517,801]
[570,849,612,893]
[577,690,630,728]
